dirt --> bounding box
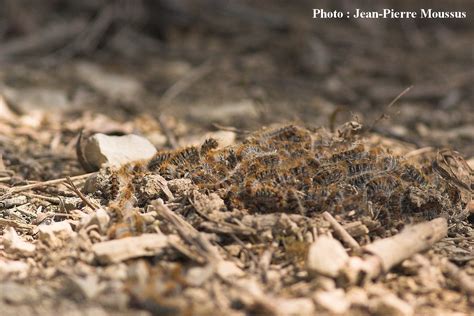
[0,1,473,315]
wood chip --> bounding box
[92,233,170,264]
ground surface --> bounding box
[0,1,473,315]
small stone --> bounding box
[2,227,36,256]
[62,197,82,210]
[314,289,350,314]
[307,236,349,277]
[276,298,315,316]
[83,133,157,169]
[370,294,414,316]
[38,221,76,248]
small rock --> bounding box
[314,289,350,314]
[2,227,36,256]
[276,298,315,316]
[38,221,76,248]
[83,133,157,169]
[370,294,414,316]
[62,197,83,210]
[307,236,349,277]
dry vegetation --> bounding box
[0,1,473,315]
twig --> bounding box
[167,237,206,264]
[0,218,35,231]
[342,218,448,284]
[322,212,360,250]
[152,199,221,263]
[368,85,413,131]
[229,233,260,264]
[49,212,82,219]
[0,173,96,201]
[64,177,99,211]
[23,192,61,204]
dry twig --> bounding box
[322,211,360,250]
[343,218,448,284]
[64,176,99,211]
[0,218,35,231]
[0,173,96,201]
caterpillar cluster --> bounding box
[95,124,465,229]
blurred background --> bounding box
[0,0,473,154]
